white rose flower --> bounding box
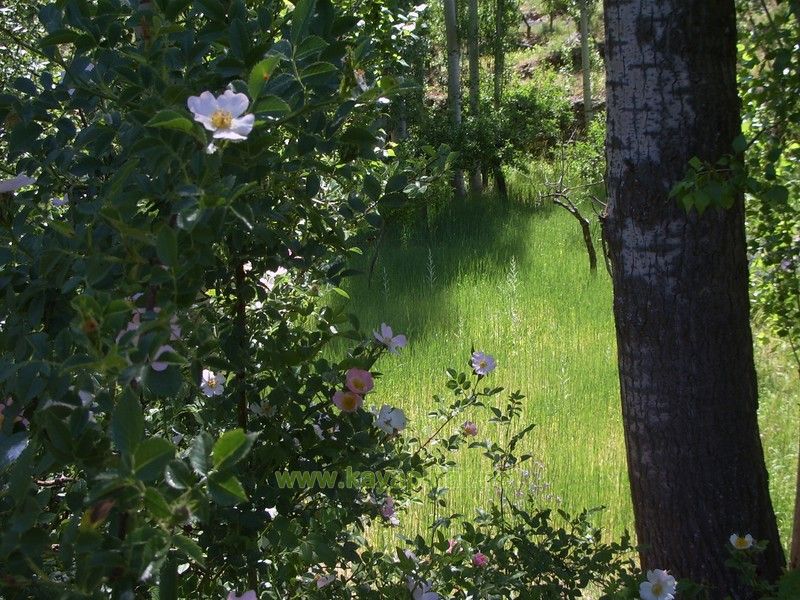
[187,90,255,141]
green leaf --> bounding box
[156,226,178,267]
[688,156,704,171]
[248,57,281,100]
[255,95,292,114]
[208,472,248,505]
[111,394,144,457]
[694,189,711,214]
[300,62,337,81]
[172,534,206,566]
[385,174,408,194]
[732,134,747,154]
[341,126,376,145]
[189,432,213,475]
[146,110,195,134]
[40,30,95,48]
[291,0,317,43]
[197,0,226,20]
[211,429,258,471]
[165,460,194,490]
[134,437,175,481]
[295,35,328,60]
[765,184,789,205]
[777,569,800,600]
[0,433,28,471]
[159,556,178,600]
[143,486,172,520]
[680,190,695,213]
[143,366,184,397]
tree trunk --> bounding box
[602,0,785,596]
[467,0,482,194]
[493,166,508,199]
[494,0,505,106]
[579,0,592,126]
[493,0,508,199]
[443,0,466,200]
[791,435,800,569]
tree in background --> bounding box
[443,0,466,198]
[736,0,800,570]
[577,0,593,125]
[602,0,785,594]
[467,0,483,193]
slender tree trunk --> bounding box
[443,0,466,200]
[579,0,592,126]
[467,0,482,194]
[602,0,785,596]
[791,434,800,569]
[493,0,509,199]
[391,97,408,142]
[494,0,505,106]
[493,166,507,198]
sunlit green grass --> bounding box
[335,185,799,551]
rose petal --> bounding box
[212,129,249,140]
[187,91,218,117]
[215,90,250,118]
[231,114,255,136]
[193,114,217,131]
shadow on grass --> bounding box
[339,189,559,345]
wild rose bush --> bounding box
[0,0,446,597]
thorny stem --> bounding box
[413,390,477,459]
[234,261,248,431]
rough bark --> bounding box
[493,166,508,198]
[492,0,509,198]
[443,0,466,199]
[791,436,800,569]
[494,0,505,105]
[579,0,592,126]
[467,0,482,194]
[602,0,785,596]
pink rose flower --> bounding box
[462,421,478,436]
[381,496,400,526]
[345,368,374,395]
[332,390,363,413]
[472,552,489,568]
[373,323,407,354]
[471,351,496,376]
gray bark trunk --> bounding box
[602,0,785,596]
[791,435,800,569]
[493,0,508,198]
[579,1,592,126]
[467,0,482,194]
[443,0,466,199]
[494,0,504,105]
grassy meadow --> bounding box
[335,180,800,551]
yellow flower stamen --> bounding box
[735,537,749,548]
[211,110,233,129]
[652,582,663,595]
